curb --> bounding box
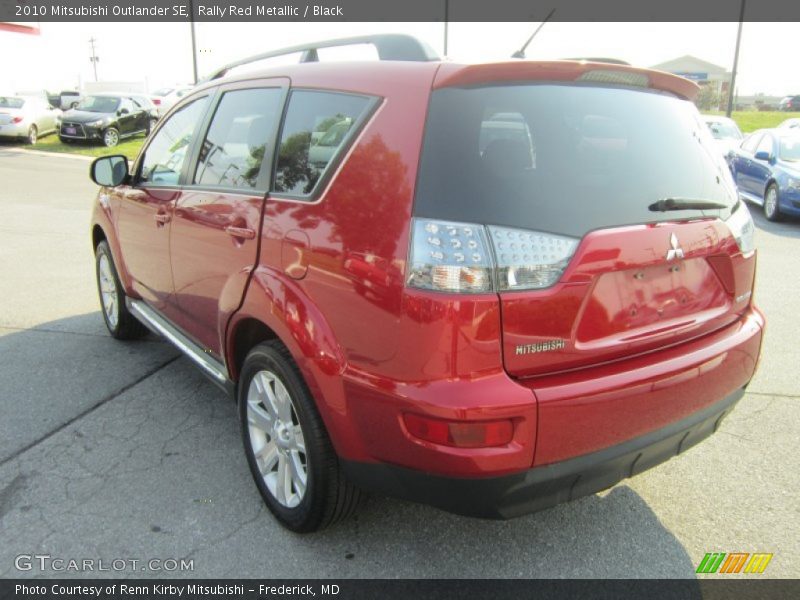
[1,147,95,162]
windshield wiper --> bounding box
[648,197,729,212]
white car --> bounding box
[702,115,744,158]
[778,118,800,130]
[152,86,193,116]
[0,94,62,144]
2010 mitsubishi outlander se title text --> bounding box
[88,35,764,532]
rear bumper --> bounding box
[343,385,745,519]
[0,123,27,137]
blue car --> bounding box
[728,129,800,221]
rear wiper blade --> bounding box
[648,197,729,212]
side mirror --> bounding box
[90,155,129,187]
[753,150,772,161]
[118,108,129,116]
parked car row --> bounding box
[1,84,192,147]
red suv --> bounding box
[89,35,764,532]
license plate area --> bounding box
[576,258,729,346]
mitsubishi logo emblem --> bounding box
[666,233,685,261]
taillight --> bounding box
[403,413,514,448]
[407,219,494,293]
[153,98,161,105]
[407,218,579,293]
[12,116,23,124]
[725,201,755,255]
[488,226,579,290]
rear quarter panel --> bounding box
[227,64,438,460]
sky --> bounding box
[2,21,799,97]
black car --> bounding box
[779,95,800,112]
[59,94,152,147]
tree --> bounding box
[695,84,720,111]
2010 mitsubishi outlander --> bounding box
[88,35,764,532]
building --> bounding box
[650,55,732,110]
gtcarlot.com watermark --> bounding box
[14,554,194,573]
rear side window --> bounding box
[415,84,737,238]
[273,90,371,197]
[194,88,283,190]
[140,97,209,186]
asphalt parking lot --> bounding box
[0,148,798,579]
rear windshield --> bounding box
[415,84,736,238]
[0,96,24,108]
[706,120,742,141]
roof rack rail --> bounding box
[208,34,440,80]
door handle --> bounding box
[225,226,256,240]
[154,212,171,225]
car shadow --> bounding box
[749,202,800,239]
[0,312,699,580]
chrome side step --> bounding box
[128,299,230,388]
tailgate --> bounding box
[501,220,753,378]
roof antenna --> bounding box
[512,9,556,59]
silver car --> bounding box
[0,95,62,144]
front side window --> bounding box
[273,90,371,196]
[139,97,209,186]
[194,88,283,190]
[755,134,774,157]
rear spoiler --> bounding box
[433,61,699,101]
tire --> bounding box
[764,183,782,222]
[103,127,120,147]
[94,241,148,340]
[27,125,38,145]
[238,341,364,532]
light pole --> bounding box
[89,37,99,82]
[188,0,199,83]
[443,0,449,56]
[726,0,746,117]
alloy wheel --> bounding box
[765,187,778,219]
[246,370,307,508]
[104,129,119,147]
[97,253,119,328]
